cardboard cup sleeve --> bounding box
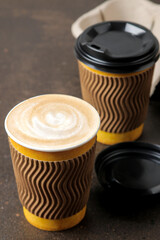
[78,62,154,133]
[9,140,96,220]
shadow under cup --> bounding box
[75,21,159,145]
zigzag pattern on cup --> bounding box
[78,62,154,133]
[10,141,96,219]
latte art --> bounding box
[5,95,100,151]
[22,103,88,140]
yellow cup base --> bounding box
[23,206,86,231]
[97,124,144,145]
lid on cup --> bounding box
[95,142,160,196]
[75,21,159,73]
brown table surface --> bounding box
[1,0,160,239]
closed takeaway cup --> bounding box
[75,21,159,145]
[5,94,100,231]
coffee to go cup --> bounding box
[75,21,159,145]
[5,94,100,231]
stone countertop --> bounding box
[1,0,160,239]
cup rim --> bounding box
[5,94,100,152]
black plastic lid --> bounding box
[95,142,160,196]
[75,21,159,73]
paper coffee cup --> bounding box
[75,21,159,145]
[5,94,100,231]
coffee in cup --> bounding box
[5,94,100,231]
[75,21,159,145]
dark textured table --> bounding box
[1,1,160,239]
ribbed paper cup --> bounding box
[75,21,159,145]
[5,94,100,231]
[78,61,154,144]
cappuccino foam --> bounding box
[5,95,100,151]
